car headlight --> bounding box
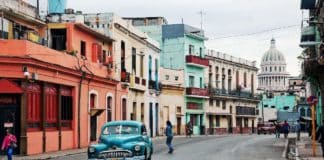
[134,145,141,152]
[89,147,95,153]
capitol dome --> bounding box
[258,38,290,91]
[261,38,286,66]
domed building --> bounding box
[258,38,290,91]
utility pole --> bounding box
[198,10,206,31]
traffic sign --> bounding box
[307,96,318,105]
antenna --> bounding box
[198,10,206,30]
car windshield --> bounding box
[102,125,139,135]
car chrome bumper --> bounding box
[88,155,145,160]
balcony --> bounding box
[209,88,259,101]
[300,0,316,9]
[187,102,203,110]
[300,26,320,48]
[236,106,256,116]
[185,55,209,67]
[186,87,209,98]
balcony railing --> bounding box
[186,87,209,97]
[300,25,319,48]
[236,106,256,116]
[187,102,203,110]
[209,88,259,100]
[185,55,209,67]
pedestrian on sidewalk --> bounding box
[165,121,174,154]
[296,120,301,141]
[316,120,324,157]
[186,122,192,138]
[275,121,281,138]
[282,120,290,139]
[1,129,17,160]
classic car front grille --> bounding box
[98,150,133,159]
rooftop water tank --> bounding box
[48,0,67,14]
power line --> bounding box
[210,24,299,40]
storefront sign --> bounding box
[4,122,13,128]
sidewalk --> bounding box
[295,135,324,160]
[2,134,233,160]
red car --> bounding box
[257,122,275,134]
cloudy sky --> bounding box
[29,0,303,76]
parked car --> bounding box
[257,122,275,134]
[88,121,153,160]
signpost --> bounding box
[307,96,318,157]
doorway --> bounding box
[177,117,181,135]
[0,95,20,154]
[90,116,97,141]
[149,103,153,137]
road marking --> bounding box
[282,139,288,158]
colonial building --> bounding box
[83,13,161,137]
[159,67,185,135]
[0,0,127,155]
[206,50,259,134]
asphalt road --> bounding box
[51,134,286,160]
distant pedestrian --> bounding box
[275,122,281,138]
[282,120,290,139]
[296,120,301,141]
[165,121,174,154]
[316,120,324,157]
[186,122,192,138]
[1,129,17,160]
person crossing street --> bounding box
[165,120,174,154]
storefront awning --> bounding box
[0,79,23,94]
[90,108,105,117]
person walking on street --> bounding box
[1,129,17,160]
[282,120,290,139]
[165,121,174,154]
[316,120,324,157]
[275,122,281,138]
[296,120,301,141]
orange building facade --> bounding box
[0,8,127,155]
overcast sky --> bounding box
[29,0,303,76]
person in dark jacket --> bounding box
[316,121,324,157]
[275,122,281,138]
[165,121,174,154]
[282,120,290,139]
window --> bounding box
[26,83,42,130]
[51,29,66,51]
[90,94,96,109]
[121,41,126,71]
[264,105,268,108]
[61,86,73,129]
[102,24,105,28]
[243,72,247,87]
[165,75,169,80]
[141,103,144,122]
[209,99,213,106]
[244,118,248,127]
[189,76,195,87]
[81,41,86,57]
[140,54,144,77]
[132,48,136,74]
[200,77,203,88]
[45,84,58,129]
[177,106,181,113]
[189,45,194,55]
[199,47,202,57]
[283,106,289,110]
[175,76,179,81]
[216,116,220,127]
[132,102,137,120]
[270,67,272,72]
[271,106,275,109]
[107,96,112,122]
[122,98,127,120]
[222,101,226,110]
[216,100,220,107]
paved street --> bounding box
[50,134,286,160]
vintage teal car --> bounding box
[88,121,153,160]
